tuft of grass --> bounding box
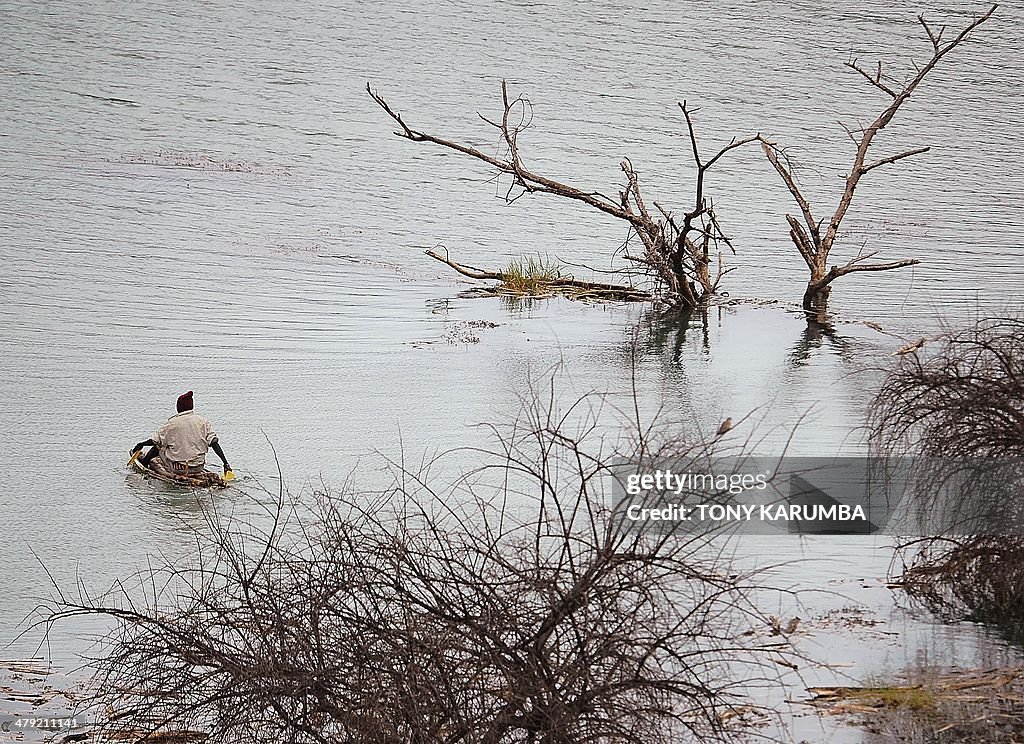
[500,255,564,294]
[810,680,940,712]
[854,686,937,711]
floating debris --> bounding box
[0,658,51,676]
[2,688,49,705]
[69,91,139,107]
[104,152,291,176]
[813,606,883,630]
[805,666,1024,741]
[768,615,800,636]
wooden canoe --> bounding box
[129,456,228,488]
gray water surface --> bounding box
[1,0,1022,738]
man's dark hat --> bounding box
[176,390,194,413]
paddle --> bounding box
[127,449,141,468]
[223,469,236,482]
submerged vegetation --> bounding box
[759,5,997,311]
[426,246,652,301]
[499,254,563,294]
[870,316,1024,641]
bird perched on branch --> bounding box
[716,417,734,437]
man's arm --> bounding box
[131,438,156,454]
[210,438,231,472]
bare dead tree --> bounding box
[367,82,758,307]
[759,4,997,312]
[39,382,796,744]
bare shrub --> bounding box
[893,536,1024,639]
[41,383,787,743]
[869,317,1024,458]
[870,316,1024,639]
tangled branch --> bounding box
[870,314,1024,640]
[368,82,758,307]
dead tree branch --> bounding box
[425,248,653,301]
[759,4,997,311]
[368,82,757,307]
[425,248,502,281]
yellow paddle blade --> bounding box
[223,470,236,482]
[127,450,141,467]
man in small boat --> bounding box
[130,391,233,481]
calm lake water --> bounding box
[1,0,1022,739]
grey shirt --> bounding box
[152,410,217,467]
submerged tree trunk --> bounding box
[760,4,997,315]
